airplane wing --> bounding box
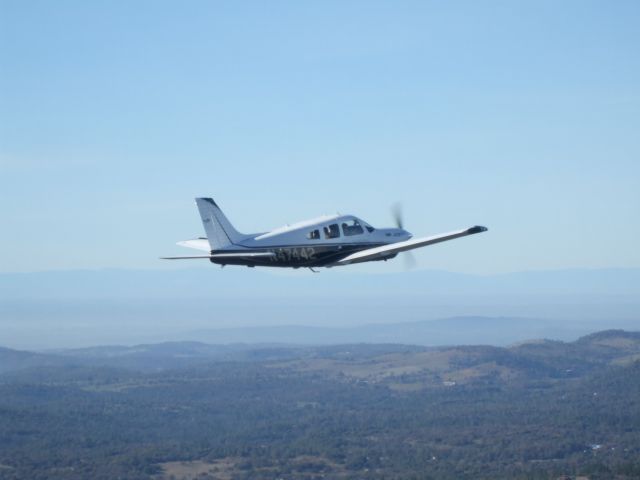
[161,251,276,260]
[333,226,488,266]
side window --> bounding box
[323,223,340,239]
[365,225,375,233]
[342,219,364,236]
[306,229,320,240]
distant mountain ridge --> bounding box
[2,267,639,349]
[1,329,639,378]
[185,315,629,346]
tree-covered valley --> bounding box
[1,330,639,479]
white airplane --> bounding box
[162,198,487,270]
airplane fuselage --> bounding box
[209,214,410,268]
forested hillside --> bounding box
[0,330,639,479]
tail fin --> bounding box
[195,198,244,250]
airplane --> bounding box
[161,198,487,270]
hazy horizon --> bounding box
[2,266,638,349]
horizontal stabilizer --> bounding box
[177,239,210,252]
[161,255,217,260]
[161,251,276,260]
[210,252,276,258]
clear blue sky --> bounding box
[1,0,639,274]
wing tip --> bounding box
[468,225,488,234]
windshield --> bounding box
[341,219,364,236]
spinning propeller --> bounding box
[391,202,417,269]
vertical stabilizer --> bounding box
[195,198,244,250]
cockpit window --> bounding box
[365,226,374,233]
[306,229,320,240]
[323,223,340,239]
[341,219,364,236]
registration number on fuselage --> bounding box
[269,247,317,263]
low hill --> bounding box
[2,329,639,385]
[0,346,70,374]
